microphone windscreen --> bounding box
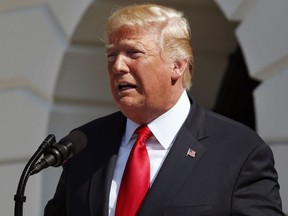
[64,130,88,157]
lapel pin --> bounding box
[186,148,196,158]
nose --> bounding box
[112,54,129,74]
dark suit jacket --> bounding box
[44,99,284,216]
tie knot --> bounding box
[136,124,152,143]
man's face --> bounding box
[106,26,182,123]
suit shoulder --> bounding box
[204,109,264,146]
[73,111,126,134]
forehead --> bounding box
[106,25,160,48]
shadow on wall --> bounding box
[213,46,260,130]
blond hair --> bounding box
[105,4,194,90]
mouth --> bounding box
[118,83,137,91]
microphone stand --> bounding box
[14,134,56,216]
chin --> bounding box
[117,96,142,108]
[118,103,140,113]
[118,102,143,116]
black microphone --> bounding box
[30,130,87,175]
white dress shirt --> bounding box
[108,91,191,215]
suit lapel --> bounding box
[139,99,209,215]
[89,112,126,216]
[91,154,119,216]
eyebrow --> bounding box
[106,38,145,48]
[106,44,114,50]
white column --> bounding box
[0,0,98,215]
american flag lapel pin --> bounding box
[186,148,196,158]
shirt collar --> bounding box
[122,91,191,149]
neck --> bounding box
[125,90,185,124]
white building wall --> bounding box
[0,1,103,215]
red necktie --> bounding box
[116,125,152,216]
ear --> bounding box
[171,59,188,81]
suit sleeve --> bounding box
[44,165,69,216]
[232,142,285,215]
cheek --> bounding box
[108,73,113,86]
[140,74,166,98]
[108,74,117,94]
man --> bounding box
[44,3,285,216]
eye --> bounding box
[127,49,143,58]
[107,51,117,61]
